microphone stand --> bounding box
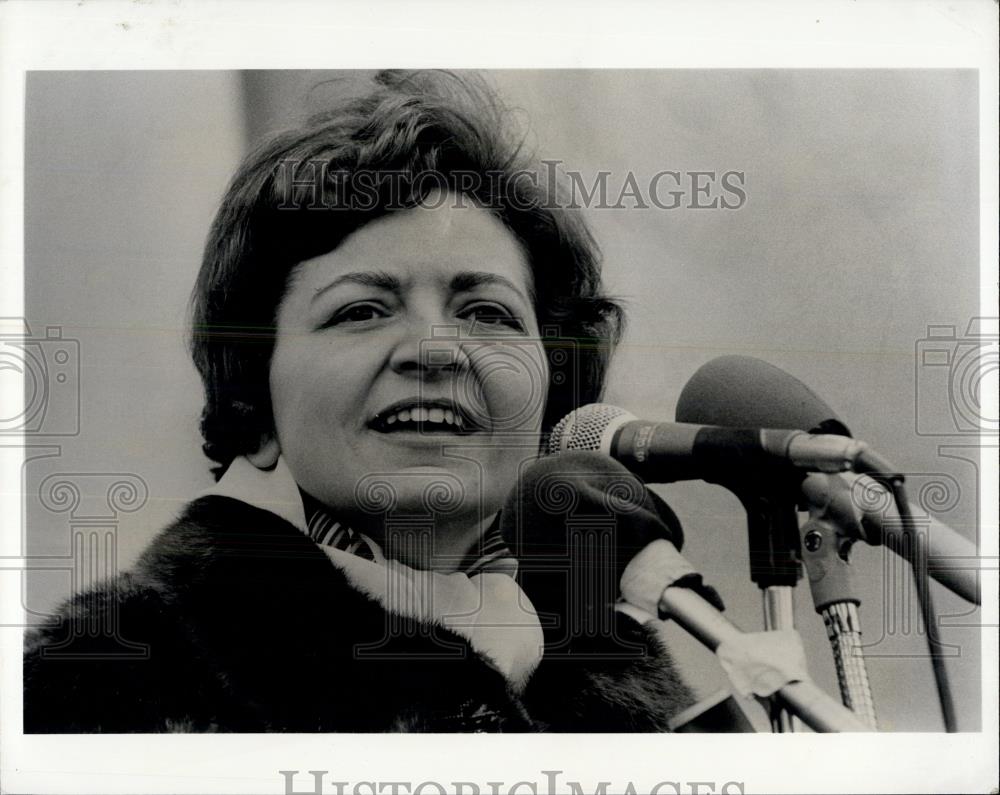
[735,486,804,733]
[798,512,878,729]
[654,584,867,732]
[621,537,867,732]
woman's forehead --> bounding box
[288,198,534,297]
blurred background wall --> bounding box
[22,69,983,731]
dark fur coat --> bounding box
[23,494,694,733]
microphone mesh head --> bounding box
[547,403,636,455]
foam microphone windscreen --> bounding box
[499,451,686,646]
[500,451,684,566]
[675,354,852,437]
[500,452,725,648]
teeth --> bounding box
[377,405,467,429]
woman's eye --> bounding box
[460,303,526,332]
[325,303,387,326]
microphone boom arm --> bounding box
[656,584,869,733]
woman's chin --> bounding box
[348,464,479,519]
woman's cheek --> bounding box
[501,348,548,433]
[470,341,547,434]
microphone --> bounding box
[500,450,685,579]
[676,355,895,475]
[499,452,723,645]
[547,403,869,485]
[677,355,981,604]
[677,355,973,732]
[547,404,817,586]
[675,355,851,435]
[500,452,866,732]
[497,452,733,730]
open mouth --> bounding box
[368,399,482,435]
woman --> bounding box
[24,71,697,732]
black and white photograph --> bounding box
[1,2,997,794]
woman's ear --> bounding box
[247,435,280,470]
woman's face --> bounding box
[269,191,549,529]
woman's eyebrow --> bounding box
[311,270,401,304]
[450,271,533,304]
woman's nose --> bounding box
[387,312,469,380]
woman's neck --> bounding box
[375,511,498,573]
[301,490,498,572]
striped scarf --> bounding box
[304,502,519,578]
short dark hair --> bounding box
[190,70,625,478]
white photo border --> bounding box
[1,2,997,794]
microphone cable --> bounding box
[886,474,958,732]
